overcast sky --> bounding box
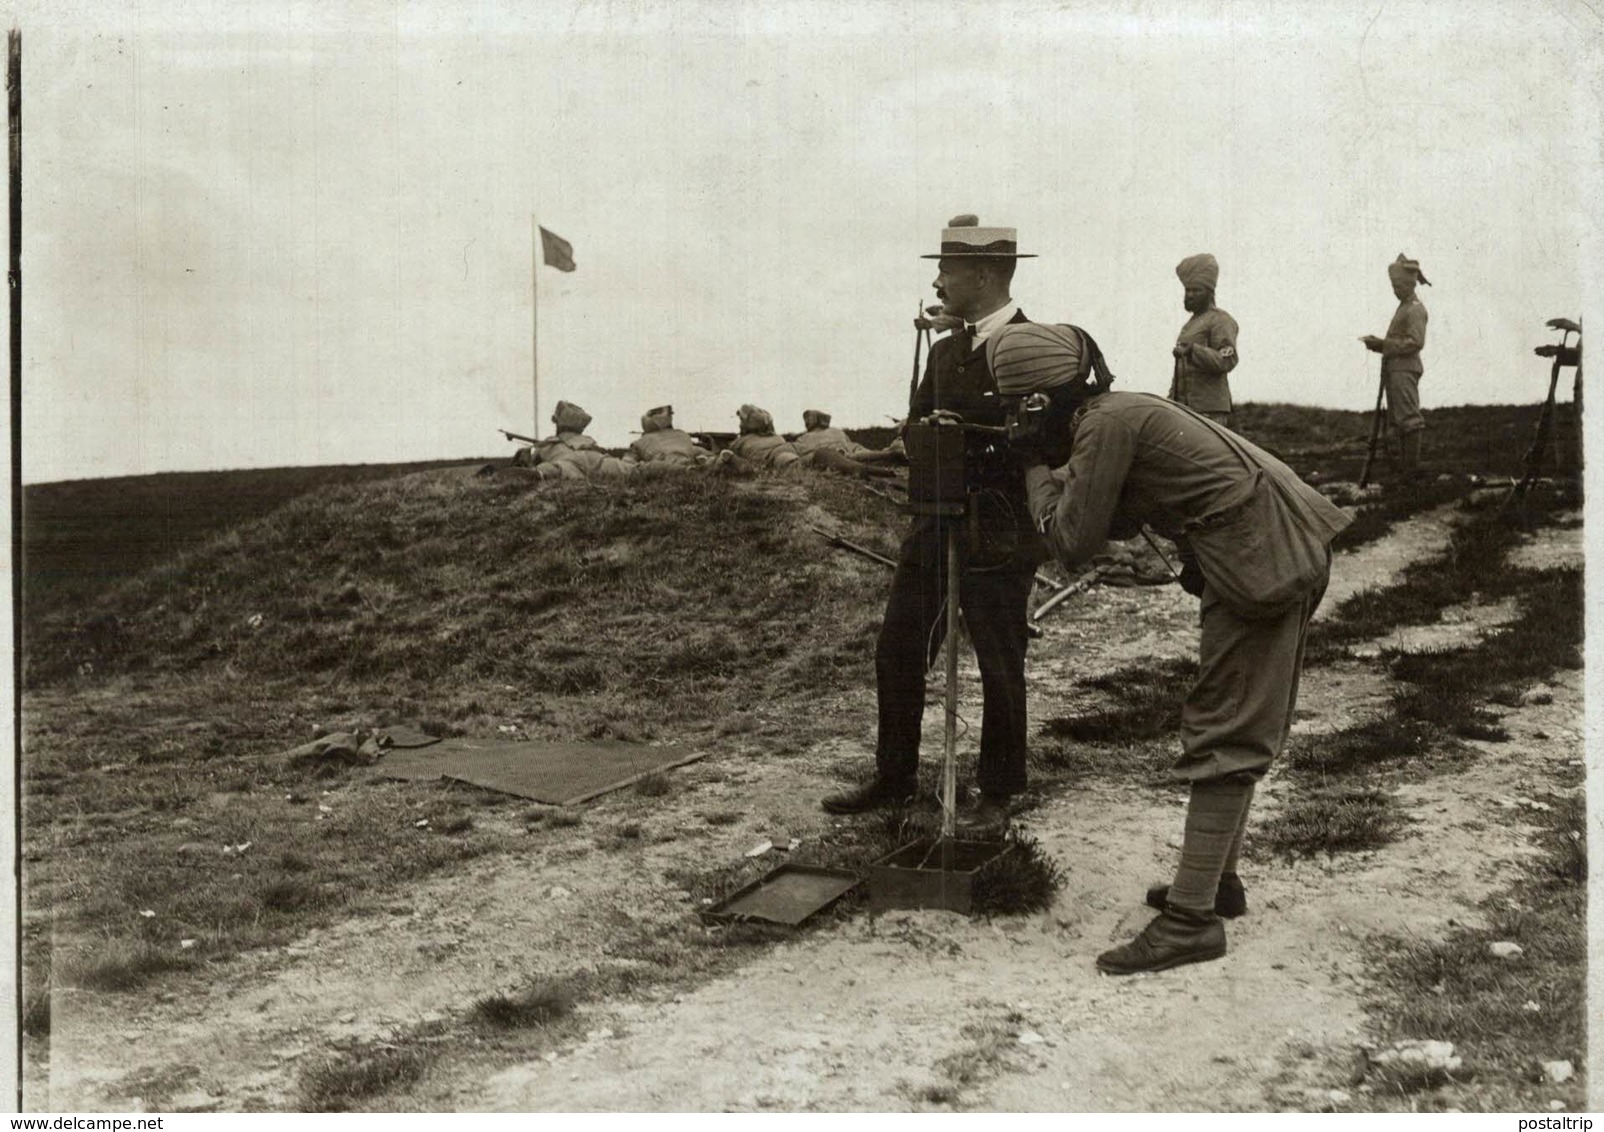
[14,0,1602,482]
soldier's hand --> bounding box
[922,410,964,427]
[1546,317,1582,334]
[1178,559,1206,598]
[1171,344,1189,358]
[1359,335,1382,351]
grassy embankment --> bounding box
[20,400,1581,1109]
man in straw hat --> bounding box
[1168,254,1240,427]
[1360,254,1431,482]
[1023,385,1350,973]
[821,214,1063,834]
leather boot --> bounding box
[954,793,1011,837]
[1145,872,1247,919]
[1096,904,1227,975]
[821,775,916,815]
[1401,430,1423,481]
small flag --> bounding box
[539,226,576,272]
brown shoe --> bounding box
[821,776,916,815]
[1144,872,1247,919]
[1096,906,1227,975]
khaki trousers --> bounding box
[1171,571,1327,783]
[1385,370,1425,434]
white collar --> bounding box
[967,301,1019,344]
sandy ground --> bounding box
[30,505,1586,1112]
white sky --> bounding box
[14,0,1603,482]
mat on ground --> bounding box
[378,737,705,805]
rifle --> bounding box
[809,524,898,569]
[1029,566,1111,629]
[1357,371,1387,488]
[500,428,541,446]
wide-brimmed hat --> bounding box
[920,213,1037,259]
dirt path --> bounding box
[34,506,1583,1112]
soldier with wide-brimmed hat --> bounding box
[1168,253,1240,427]
[821,215,1052,833]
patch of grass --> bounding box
[969,832,1066,916]
[1041,658,1196,745]
[471,978,578,1029]
[260,878,331,913]
[633,772,672,797]
[545,810,584,829]
[1028,734,1184,789]
[702,810,741,826]
[1283,718,1437,776]
[69,940,197,992]
[924,1012,1025,1100]
[1357,787,1585,1111]
[22,985,51,1037]
[298,1040,433,1112]
[1255,785,1405,856]
[1329,476,1469,553]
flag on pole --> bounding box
[538,226,576,272]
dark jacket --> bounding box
[908,309,1047,569]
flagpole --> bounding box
[530,214,540,436]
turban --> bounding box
[641,405,674,433]
[551,400,593,433]
[1175,253,1219,291]
[737,404,775,435]
[802,409,832,430]
[988,323,1083,394]
[1388,254,1431,287]
[987,323,1117,398]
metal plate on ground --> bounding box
[867,836,1013,915]
[378,738,706,805]
[703,863,861,926]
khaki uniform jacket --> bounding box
[791,427,866,458]
[1168,307,1239,414]
[1379,296,1428,376]
[533,430,600,464]
[729,433,799,467]
[629,428,705,465]
[1024,392,1350,574]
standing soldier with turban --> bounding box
[1360,254,1431,483]
[1168,254,1240,428]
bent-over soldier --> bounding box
[1167,253,1239,427]
[1024,390,1350,974]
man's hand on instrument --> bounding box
[921,409,965,427]
[1546,317,1582,334]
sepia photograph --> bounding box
[9,0,1599,1114]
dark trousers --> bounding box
[874,525,1035,797]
